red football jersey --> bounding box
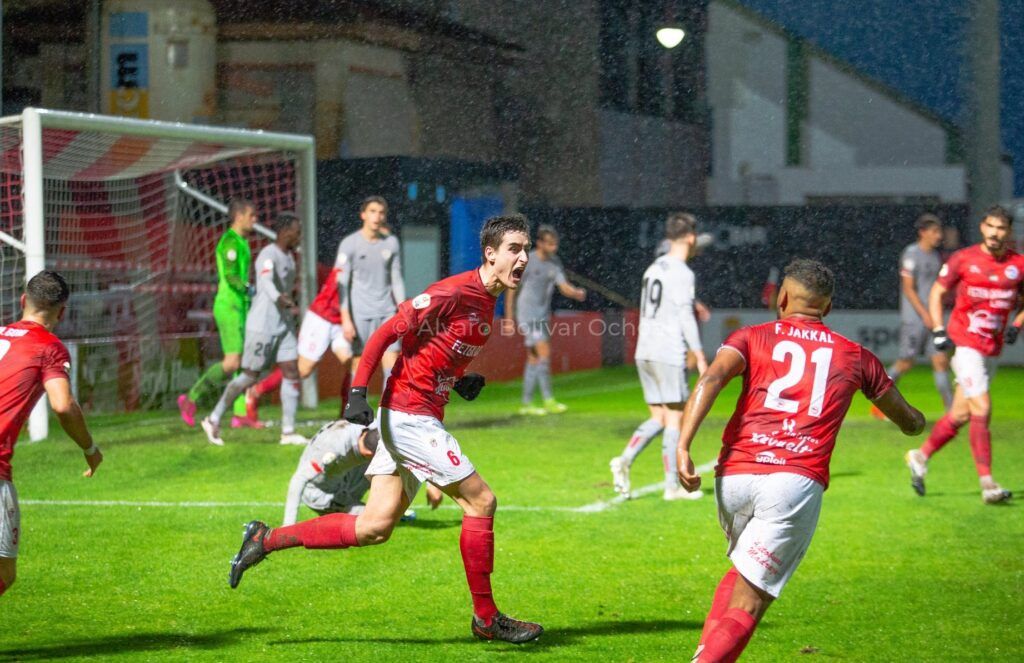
[936,245,1024,357]
[308,266,342,324]
[382,269,496,420]
[0,320,72,481]
[715,317,892,489]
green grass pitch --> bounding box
[1,366,1022,661]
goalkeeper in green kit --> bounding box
[178,198,280,428]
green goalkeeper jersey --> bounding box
[214,228,251,311]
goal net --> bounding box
[0,109,317,439]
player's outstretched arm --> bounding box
[44,377,102,477]
[557,281,587,302]
[872,387,926,436]
[676,349,745,491]
[344,314,406,425]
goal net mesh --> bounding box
[0,121,299,411]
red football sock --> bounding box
[698,608,758,663]
[699,568,740,647]
[921,414,962,458]
[0,577,7,597]
[263,513,359,551]
[339,371,351,417]
[460,515,498,624]
[968,415,992,477]
[254,367,283,399]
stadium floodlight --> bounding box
[0,108,319,440]
[656,25,686,49]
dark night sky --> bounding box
[737,0,1024,196]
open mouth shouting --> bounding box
[510,265,526,285]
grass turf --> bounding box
[1,366,1022,661]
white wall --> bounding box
[706,0,992,206]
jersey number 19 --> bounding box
[641,277,662,318]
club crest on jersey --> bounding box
[1006,265,1020,280]
[413,293,431,309]
[382,249,392,261]
[226,248,237,262]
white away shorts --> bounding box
[298,310,352,362]
[637,359,689,404]
[951,346,997,398]
[715,472,824,598]
[366,407,475,502]
[0,480,20,558]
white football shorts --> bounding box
[950,345,997,398]
[366,407,475,502]
[0,480,20,558]
[298,310,351,362]
[637,359,689,404]
[715,472,824,598]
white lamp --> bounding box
[656,26,686,49]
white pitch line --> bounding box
[20,460,718,514]
[572,459,719,513]
[20,499,283,508]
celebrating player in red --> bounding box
[905,206,1024,503]
[674,259,923,662]
[227,215,543,643]
[0,271,103,598]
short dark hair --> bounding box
[536,224,558,242]
[914,213,941,233]
[665,212,697,240]
[784,258,834,299]
[983,205,1013,227]
[480,214,529,255]
[26,270,70,310]
[360,196,388,213]
[228,198,255,220]
[272,211,300,234]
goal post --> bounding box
[0,108,319,440]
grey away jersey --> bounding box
[247,243,297,335]
[338,231,405,320]
[899,243,942,324]
[283,420,370,524]
[515,251,567,324]
[634,255,702,365]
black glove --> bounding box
[343,386,373,426]
[1006,324,1021,345]
[931,328,953,352]
[453,373,486,401]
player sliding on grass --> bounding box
[905,205,1024,504]
[282,419,442,525]
[674,259,924,662]
[201,212,306,446]
[0,271,103,599]
[611,212,707,501]
[178,199,280,429]
[228,215,543,644]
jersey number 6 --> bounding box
[765,341,833,417]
